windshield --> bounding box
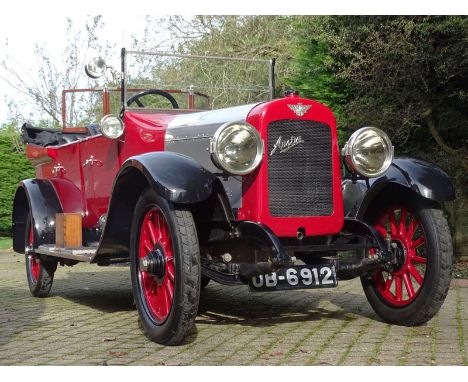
[123,49,275,111]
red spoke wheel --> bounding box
[138,207,175,323]
[24,214,57,297]
[27,226,41,282]
[361,198,452,326]
[372,206,427,306]
[130,188,201,345]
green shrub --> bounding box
[0,125,35,235]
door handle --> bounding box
[52,163,66,177]
[82,156,103,167]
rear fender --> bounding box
[12,179,63,253]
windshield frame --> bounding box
[119,48,276,114]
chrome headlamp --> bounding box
[342,127,394,178]
[210,121,264,175]
[100,114,124,139]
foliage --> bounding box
[1,16,113,128]
[292,16,468,193]
[0,123,34,234]
[285,16,350,143]
[134,16,299,108]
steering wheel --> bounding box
[126,89,180,109]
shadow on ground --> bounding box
[53,269,379,327]
[196,281,377,326]
[50,268,135,313]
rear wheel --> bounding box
[361,198,452,325]
[25,214,57,297]
[130,188,201,345]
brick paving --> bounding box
[0,251,467,366]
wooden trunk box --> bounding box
[55,213,82,248]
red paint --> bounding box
[238,96,344,237]
[28,225,40,281]
[139,207,175,322]
[371,206,427,306]
[49,179,85,214]
[118,112,173,159]
[79,136,121,226]
[29,111,177,227]
[28,93,345,236]
[103,89,110,116]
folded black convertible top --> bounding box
[21,123,100,146]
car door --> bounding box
[80,136,120,228]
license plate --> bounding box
[248,262,338,292]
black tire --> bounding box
[361,197,452,326]
[130,188,201,345]
[201,275,210,289]
[25,214,57,297]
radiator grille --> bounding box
[267,119,333,216]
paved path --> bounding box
[1,251,467,366]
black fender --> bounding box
[123,151,217,203]
[12,179,62,253]
[94,151,219,262]
[343,157,456,219]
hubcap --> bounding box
[139,245,166,280]
[372,206,428,307]
[390,240,407,272]
[138,207,175,323]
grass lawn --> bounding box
[0,237,12,250]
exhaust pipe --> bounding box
[297,227,305,240]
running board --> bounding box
[35,245,96,262]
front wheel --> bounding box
[130,188,201,345]
[361,199,452,325]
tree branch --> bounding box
[426,110,468,172]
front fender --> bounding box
[123,151,217,204]
[343,157,455,218]
[93,152,219,262]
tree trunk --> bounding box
[426,112,468,172]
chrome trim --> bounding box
[100,114,124,139]
[342,126,394,178]
[269,135,305,156]
[287,103,311,117]
[210,121,264,176]
[126,50,271,64]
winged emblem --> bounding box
[288,102,311,117]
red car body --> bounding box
[12,49,455,345]
[27,94,344,238]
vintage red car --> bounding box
[12,49,455,345]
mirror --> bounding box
[85,57,107,79]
